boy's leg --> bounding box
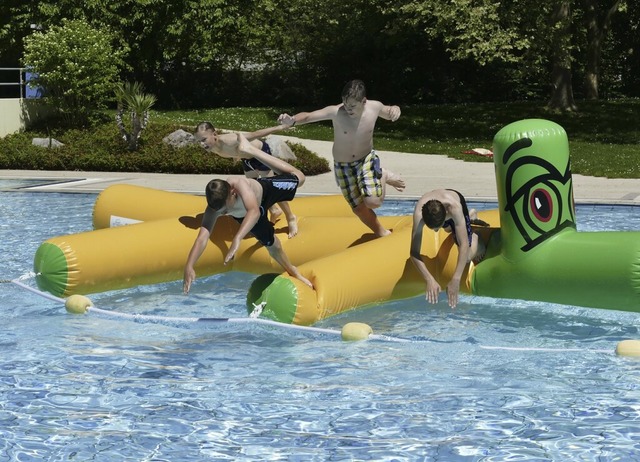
[352,202,390,237]
[471,233,487,264]
[276,201,298,238]
[383,168,405,191]
[236,134,305,185]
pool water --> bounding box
[1,190,640,461]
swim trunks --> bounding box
[232,173,299,247]
[333,150,383,208]
[241,140,272,173]
[443,189,473,247]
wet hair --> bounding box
[195,121,215,140]
[422,200,446,229]
[205,179,230,210]
[341,79,366,102]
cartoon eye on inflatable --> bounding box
[530,188,552,222]
[503,138,576,252]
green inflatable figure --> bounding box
[472,119,640,312]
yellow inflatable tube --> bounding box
[92,184,353,229]
[35,210,412,297]
[248,214,496,325]
[34,184,499,325]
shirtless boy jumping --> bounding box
[183,132,313,294]
[278,79,405,237]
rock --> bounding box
[163,129,197,148]
[32,137,64,148]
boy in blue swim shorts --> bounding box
[184,132,313,294]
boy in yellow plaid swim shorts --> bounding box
[278,80,405,237]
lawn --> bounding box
[2,99,638,178]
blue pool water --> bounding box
[1,189,640,461]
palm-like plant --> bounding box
[115,82,157,151]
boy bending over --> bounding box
[183,132,312,294]
[410,189,487,308]
[195,121,299,238]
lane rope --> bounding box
[9,274,409,343]
[7,273,627,352]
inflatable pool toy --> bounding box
[36,197,419,297]
[471,119,640,310]
[33,119,639,325]
[34,183,497,323]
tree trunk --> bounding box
[583,0,622,100]
[548,1,577,111]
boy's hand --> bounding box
[183,267,196,294]
[278,113,296,127]
[388,105,401,122]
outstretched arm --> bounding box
[378,102,401,122]
[183,209,219,294]
[278,105,339,127]
[243,123,292,141]
[367,100,402,122]
[446,208,472,309]
[410,206,441,304]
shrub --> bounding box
[22,19,124,128]
[0,120,331,176]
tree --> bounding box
[583,0,624,99]
[548,1,578,111]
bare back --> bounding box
[225,177,263,218]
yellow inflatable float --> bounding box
[34,184,498,325]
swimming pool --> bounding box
[2,190,640,460]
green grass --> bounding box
[2,99,639,178]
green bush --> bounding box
[22,19,124,128]
[0,120,331,176]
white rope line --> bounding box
[6,274,618,349]
[479,345,611,354]
[11,277,66,304]
[9,275,409,342]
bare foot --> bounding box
[377,228,392,237]
[236,133,255,158]
[384,169,405,192]
[287,215,299,238]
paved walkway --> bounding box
[2,135,639,204]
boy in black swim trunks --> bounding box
[183,132,313,294]
[194,121,299,238]
[409,189,487,309]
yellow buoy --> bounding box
[615,340,640,357]
[65,294,93,314]
[341,322,373,341]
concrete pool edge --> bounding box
[1,153,639,205]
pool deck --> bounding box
[2,135,639,204]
